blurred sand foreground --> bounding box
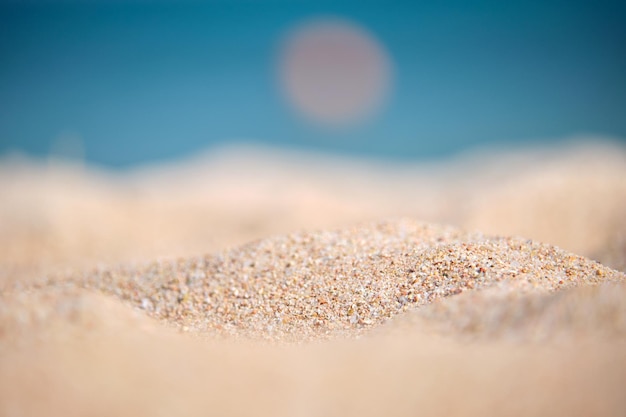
[1,139,626,416]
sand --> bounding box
[1,139,626,416]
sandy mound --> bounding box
[1,219,626,416]
[1,141,626,416]
[3,219,623,343]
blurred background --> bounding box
[1,0,625,167]
[1,0,626,281]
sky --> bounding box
[1,0,625,167]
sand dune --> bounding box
[4,219,622,341]
[2,218,626,416]
[1,140,626,416]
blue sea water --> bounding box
[1,0,625,167]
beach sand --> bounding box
[1,139,626,416]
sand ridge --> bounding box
[1,218,626,417]
[83,219,625,341]
[2,141,626,416]
[2,219,624,344]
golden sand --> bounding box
[5,219,623,343]
[1,140,626,416]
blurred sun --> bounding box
[278,17,393,128]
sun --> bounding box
[278,17,393,127]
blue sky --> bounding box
[1,0,625,166]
